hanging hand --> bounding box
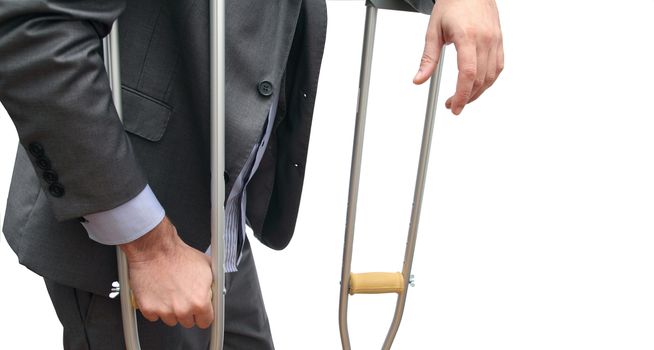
[413,0,504,115]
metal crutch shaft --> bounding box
[105,0,226,348]
[103,23,141,350]
[338,1,446,348]
[209,0,227,348]
[381,47,445,350]
[338,5,378,349]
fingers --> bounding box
[467,32,504,105]
[446,29,503,114]
[497,36,504,79]
[159,310,179,328]
[138,302,160,323]
[180,289,214,329]
[429,0,503,115]
[468,42,489,104]
[449,40,477,115]
[414,14,444,85]
[468,39,497,104]
[137,299,178,326]
[193,296,215,329]
[126,222,215,329]
[176,306,196,329]
[136,292,214,329]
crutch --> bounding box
[104,0,226,348]
[338,0,446,349]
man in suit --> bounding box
[0,0,503,348]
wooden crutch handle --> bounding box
[349,272,405,295]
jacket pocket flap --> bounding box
[121,86,172,142]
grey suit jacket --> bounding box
[0,0,433,296]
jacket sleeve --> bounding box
[0,0,148,221]
[403,0,435,15]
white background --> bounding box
[2,0,654,349]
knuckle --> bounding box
[457,89,472,102]
[480,32,494,45]
[175,308,192,320]
[137,300,152,312]
[424,30,437,44]
[486,73,497,86]
[163,318,178,327]
[420,53,435,66]
[159,307,175,320]
[191,301,209,315]
[141,311,159,322]
[462,26,477,39]
[197,312,215,329]
[179,319,195,329]
[158,311,177,327]
[450,28,467,43]
[476,86,487,97]
[196,321,211,330]
[138,301,158,316]
[461,66,476,80]
[172,303,193,319]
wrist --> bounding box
[119,216,179,262]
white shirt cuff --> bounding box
[80,185,165,245]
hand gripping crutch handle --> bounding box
[105,1,226,349]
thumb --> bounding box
[414,18,443,85]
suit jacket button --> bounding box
[49,183,65,198]
[36,156,52,170]
[43,170,58,184]
[28,142,45,157]
[257,81,273,97]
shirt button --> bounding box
[257,81,273,97]
[28,142,45,157]
[49,183,65,198]
[36,156,52,170]
[43,170,59,184]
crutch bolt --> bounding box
[409,275,415,288]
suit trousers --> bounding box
[44,239,274,350]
